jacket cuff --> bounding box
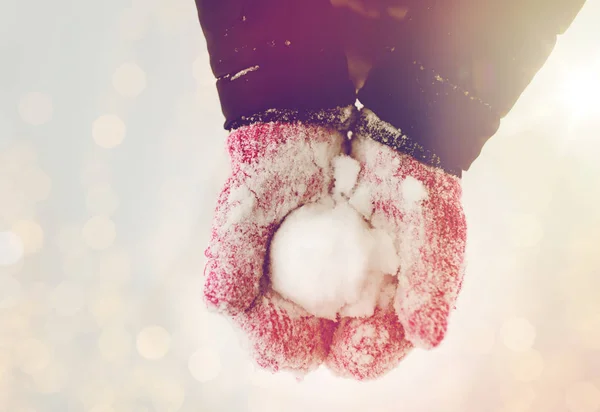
[217,49,357,131]
[355,107,469,178]
[358,59,500,174]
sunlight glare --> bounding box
[561,60,600,119]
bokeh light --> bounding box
[92,115,126,149]
[11,219,44,255]
[136,326,171,360]
[0,231,24,266]
[113,62,147,98]
[188,347,222,383]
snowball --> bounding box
[269,200,400,320]
[339,271,384,318]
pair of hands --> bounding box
[204,110,467,380]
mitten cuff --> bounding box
[227,105,357,132]
[353,108,464,177]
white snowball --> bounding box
[339,271,384,318]
[269,199,399,320]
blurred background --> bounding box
[1,0,600,411]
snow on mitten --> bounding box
[326,276,414,380]
[348,109,467,349]
[205,113,354,373]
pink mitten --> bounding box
[349,109,468,350]
[326,277,413,380]
[204,112,351,373]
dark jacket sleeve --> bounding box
[357,0,586,175]
[195,0,356,130]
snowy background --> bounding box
[1,0,600,411]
